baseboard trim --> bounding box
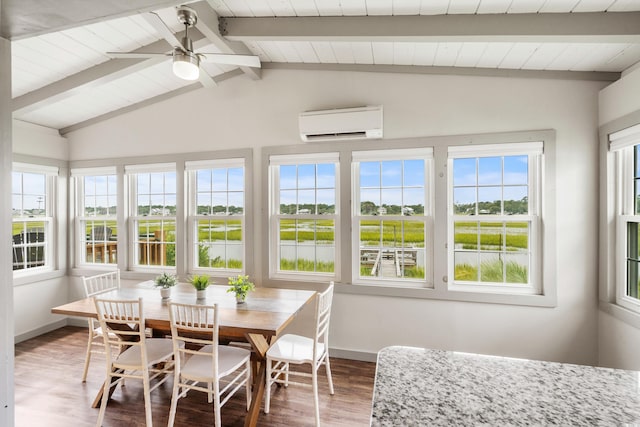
[67,317,87,328]
[15,319,68,344]
[330,348,377,363]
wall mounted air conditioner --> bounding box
[299,105,383,142]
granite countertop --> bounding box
[371,346,640,426]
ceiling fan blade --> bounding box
[107,52,170,59]
[198,53,261,68]
[143,12,183,48]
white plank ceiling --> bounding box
[8,0,640,133]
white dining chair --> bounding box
[93,297,177,427]
[167,302,252,427]
[81,269,121,382]
[264,282,335,426]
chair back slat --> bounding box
[94,297,145,351]
[83,270,120,297]
[168,302,219,373]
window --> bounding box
[72,167,118,265]
[269,153,339,280]
[448,143,542,294]
[187,159,245,272]
[264,132,555,305]
[12,163,57,273]
[126,164,177,269]
[609,124,640,313]
[352,149,432,285]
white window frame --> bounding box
[610,124,640,314]
[126,163,177,272]
[268,152,340,282]
[72,167,118,267]
[263,131,555,307]
[187,158,246,274]
[351,148,434,287]
[446,142,543,295]
[12,162,58,276]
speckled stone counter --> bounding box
[371,346,640,426]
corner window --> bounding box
[126,164,177,269]
[12,163,58,273]
[447,143,542,294]
[269,153,339,281]
[352,149,432,285]
[610,125,640,313]
[187,159,245,273]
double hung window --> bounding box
[73,167,118,265]
[126,164,177,269]
[610,124,640,312]
[447,143,542,294]
[187,159,245,272]
[269,153,339,280]
[352,149,432,285]
[12,163,58,273]
[265,133,551,304]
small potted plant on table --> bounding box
[154,272,177,299]
[227,275,255,304]
[189,274,210,300]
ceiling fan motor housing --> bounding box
[177,6,197,27]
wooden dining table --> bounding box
[51,282,316,427]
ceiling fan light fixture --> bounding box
[173,51,199,81]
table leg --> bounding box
[91,369,122,408]
[244,333,271,427]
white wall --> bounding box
[12,120,70,341]
[598,65,640,370]
[13,120,69,159]
[65,69,605,365]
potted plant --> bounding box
[154,272,177,299]
[227,275,255,304]
[189,274,210,299]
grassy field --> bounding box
[454,221,528,250]
[454,260,528,283]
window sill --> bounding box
[337,283,557,307]
[13,269,65,286]
[599,300,640,330]
[265,278,557,308]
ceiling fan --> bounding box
[108,6,261,82]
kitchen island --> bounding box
[371,346,640,426]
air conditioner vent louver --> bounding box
[299,106,383,142]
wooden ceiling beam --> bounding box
[12,29,210,115]
[192,1,260,80]
[221,12,640,44]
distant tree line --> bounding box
[454,197,528,215]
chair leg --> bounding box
[167,373,180,427]
[312,364,320,427]
[142,369,153,427]
[96,370,112,427]
[82,330,94,383]
[264,357,272,414]
[325,355,335,395]
[208,382,213,404]
[213,385,222,427]
[284,362,289,387]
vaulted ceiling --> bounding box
[6,0,640,135]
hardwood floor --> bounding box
[15,326,376,426]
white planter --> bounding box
[196,289,206,300]
[160,288,171,299]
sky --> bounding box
[453,155,529,206]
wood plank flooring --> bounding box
[14,326,376,426]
